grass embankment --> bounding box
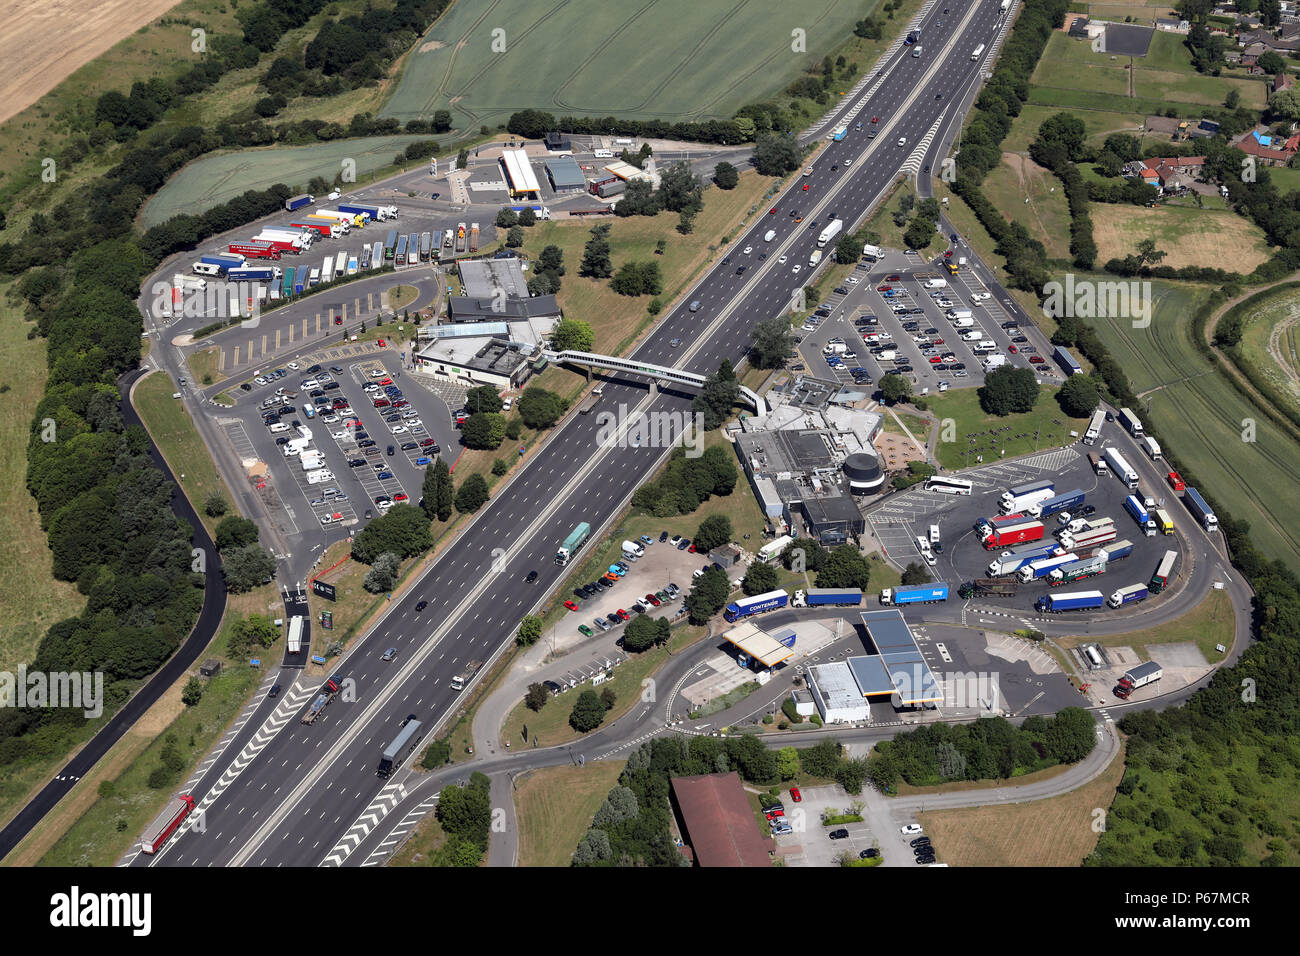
[185,346,224,387]
[0,283,84,672]
[1234,284,1300,423]
[499,624,709,750]
[915,737,1125,866]
[33,584,279,867]
[134,370,235,537]
[925,386,1090,472]
[515,762,627,867]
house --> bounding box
[1235,127,1300,165]
[1143,156,1207,193]
[1156,17,1189,32]
[1275,71,1295,93]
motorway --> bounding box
[119,0,1097,867]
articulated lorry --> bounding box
[1027,488,1084,520]
[879,582,950,605]
[141,794,196,854]
[1017,552,1079,583]
[1108,583,1149,608]
[817,218,843,248]
[981,518,1045,550]
[1114,660,1162,699]
[555,522,591,566]
[1103,446,1139,489]
[300,674,342,724]
[284,193,314,211]
[1183,486,1218,532]
[724,589,789,622]
[792,587,863,607]
[986,540,1062,577]
[450,660,482,692]
[1048,554,1107,586]
[1124,494,1158,536]
[1035,590,1105,613]
[338,202,398,221]
[1098,539,1135,563]
[958,579,1017,599]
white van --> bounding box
[622,539,645,558]
[947,308,973,320]
[972,341,997,353]
[961,329,984,342]
[923,278,948,290]
[764,229,776,242]
[593,149,614,158]
[952,316,974,328]
[269,422,290,434]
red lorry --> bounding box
[141,794,195,854]
[228,240,280,260]
[292,220,334,238]
[981,518,1045,550]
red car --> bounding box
[928,356,942,364]
[334,316,343,325]
[944,250,953,258]
[1029,355,1045,364]
[802,183,810,191]
[377,338,386,347]
[1009,344,1018,354]
[688,544,697,553]
[886,274,901,281]
[765,808,784,820]
[769,206,777,214]
[790,787,802,803]
[872,115,879,123]
[378,377,393,385]
[373,398,390,407]
[393,493,408,502]
[564,600,579,611]
[932,338,944,345]
[877,284,892,292]
[645,593,661,607]
[419,438,437,447]
[616,608,630,621]
[392,400,409,408]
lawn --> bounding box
[517,168,775,357]
[925,386,1091,472]
[981,153,1073,259]
[133,370,235,537]
[1062,587,1234,663]
[381,0,880,125]
[186,346,224,386]
[915,736,1125,866]
[1090,203,1274,275]
[1084,281,1300,571]
[515,761,626,867]
[0,284,84,672]
[498,623,709,750]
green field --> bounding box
[140,136,437,228]
[1234,285,1300,421]
[381,0,876,124]
[1084,281,1300,570]
[927,386,1091,472]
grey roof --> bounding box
[846,655,898,696]
[458,258,528,299]
[447,294,560,321]
[545,156,587,190]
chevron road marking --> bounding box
[359,795,440,867]
[320,781,408,867]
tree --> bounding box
[579,226,613,278]
[693,514,733,552]
[229,614,277,655]
[742,561,779,595]
[781,538,828,573]
[351,505,433,562]
[495,207,518,228]
[834,232,861,265]
[978,366,1039,416]
[517,386,565,429]
[461,411,506,449]
[714,161,739,189]
[222,543,276,592]
[749,316,795,369]
[538,244,565,276]
[1036,111,1088,162]
[1259,50,1286,76]
[676,209,696,235]
[903,216,935,251]
[363,552,401,592]
[1135,238,1166,268]
[505,225,525,248]
[776,746,800,780]
[693,362,740,430]
[551,318,594,351]
[900,562,931,586]
[435,459,454,521]
[569,690,607,732]
[465,385,503,413]
[622,614,670,652]
[214,515,259,551]
[517,615,542,646]
[1057,375,1101,418]
[182,676,204,707]
[610,260,662,296]
[614,179,661,216]
[753,132,802,175]
[455,473,490,514]
[686,566,730,624]
[525,682,549,712]
[658,161,702,213]
[203,493,228,518]
[1225,88,1241,111]
[518,206,537,227]
[422,460,453,521]
[816,544,872,590]
[880,374,912,405]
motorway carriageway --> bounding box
[144,0,1013,867]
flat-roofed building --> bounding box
[500,148,541,199]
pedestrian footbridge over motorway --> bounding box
[543,349,768,416]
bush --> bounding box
[421,739,452,768]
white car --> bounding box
[320,514,334,525]
[778,254,788,264]
[391,425,408,434]
[846,276,859,284]
[501,398,513,411]
[898,137,907,147]
[332,431,347,441]
[844,157,853,167]
[321,414,338,424]
[792,264,801,274]
[901,824,923,835]
[743,246,753,255]
[287,362,299,370]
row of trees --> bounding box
[628,445,739,519]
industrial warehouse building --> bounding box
[669,773,772,867]
[544,156,587,193]
[500,148,541,199]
